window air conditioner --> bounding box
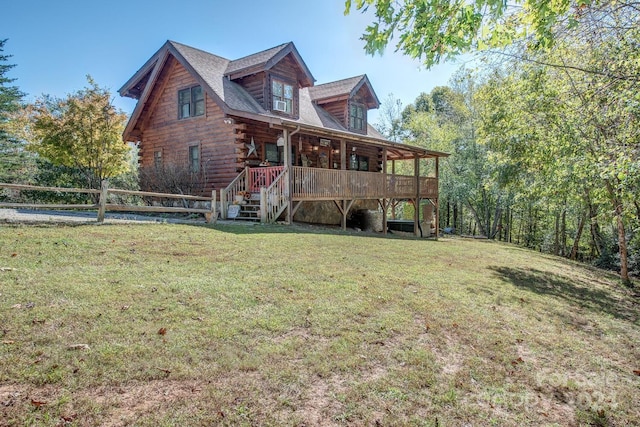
[273,100,288,112]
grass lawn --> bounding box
[0,221,638,426]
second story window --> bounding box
[179,86,204,119]
[349,103,365,131]
[272,79,293,114]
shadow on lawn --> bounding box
[490,266,639,323]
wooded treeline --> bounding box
[375,2,639,282]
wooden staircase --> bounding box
[221,166,289,223]
[233,194,261,221]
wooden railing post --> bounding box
[206,189,217,224]
[97,180,108,223]
[260,187,267,223]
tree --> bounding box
[375,93,405,142]
[0,39,33,183]
[344,0,606,68]
[476,32,639,283]
[24,76,130,192]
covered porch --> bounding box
[221,119,448,236]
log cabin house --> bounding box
[119,40,448,235]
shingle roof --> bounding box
[309,75,380,108]
[308,75,365,100]
[225,43,290,75]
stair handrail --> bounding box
[220,167,248,219]
[261,166,289,223]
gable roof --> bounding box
[309,75,380,108]
[225,42,315,87]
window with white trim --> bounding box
[272,79,293,114]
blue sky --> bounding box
[4,0,461,124]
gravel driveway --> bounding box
[0,208,210,225]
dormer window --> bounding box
[178,86,204,119]
[349,103,365,131]
[272,79,293,114]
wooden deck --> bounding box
[248,166,437,201]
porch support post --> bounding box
[340,139,346,169]
[379,198,388,235]
[435,156,440,240]
[334,199,355,230]
[414,155,420,237]
[382,148,387,174]
[284,128,292,224]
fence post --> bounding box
[206,189,217,224]
[220,188,227,219]
[97,180,108,223]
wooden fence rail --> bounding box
[0,181,217,224]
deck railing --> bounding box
[248,166,284,192]
[290,167,437,200]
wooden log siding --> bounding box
[138,60,237,195]
[236,73,265,106]
[290,167,438,200]
[320,100,348,128]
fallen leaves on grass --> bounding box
[2,340,15,345]
[633,370,640,376]
[67,344,90,351]
[158,327,167,336]
[60,414,77,423]
[30,398,47,407]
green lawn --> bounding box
[0,222,638,426]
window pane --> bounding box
[179,89,191,104]
[189,146,200,172]
[181,104,190,119]
[272,81,283,97]
[194,99,205,116]
[285,99,292,113]
[284,84,293,100]
[360,156,368,171]
[265,143,279,163]
[192,86,203,101]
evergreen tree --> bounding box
[0,39,32,183]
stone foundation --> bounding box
[293,200,379,226]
